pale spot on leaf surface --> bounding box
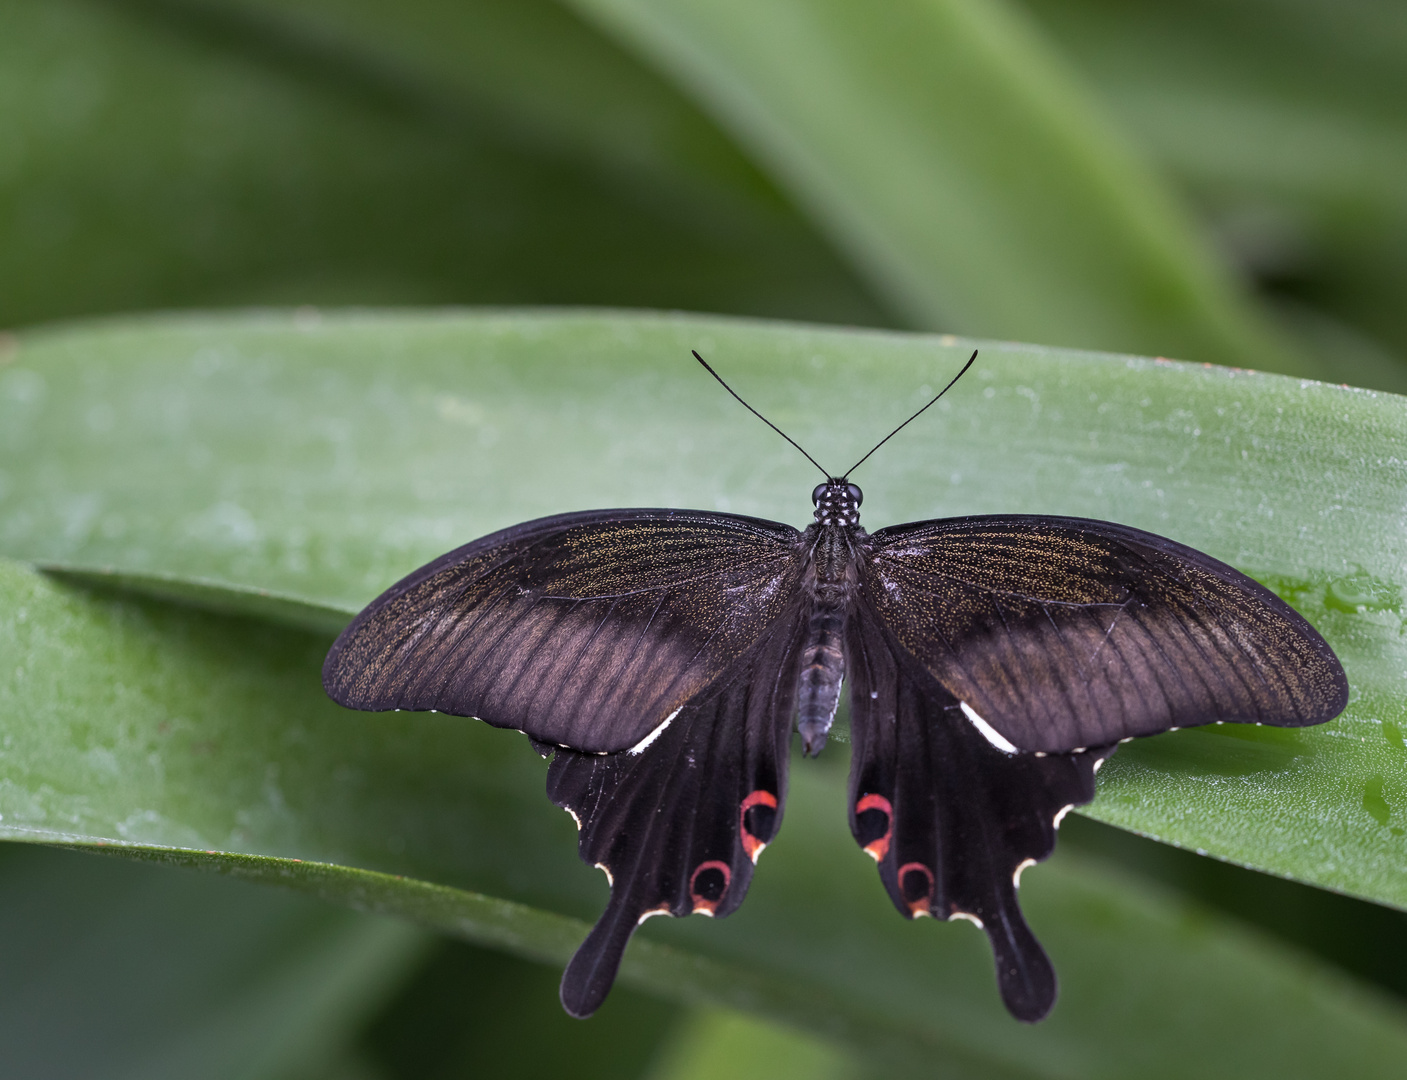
[1363,775,1391,827]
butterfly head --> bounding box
[812,480,863,527]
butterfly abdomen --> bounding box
[797,599,845,757]
[796,524,860,756]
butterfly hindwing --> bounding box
[862,515,1347,753]
[546,595,810,1018]
[845,604,1109,1021]
[323,509,802,752]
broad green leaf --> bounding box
[2,560,1406,1076]
[358,936,683,1080]
[0,844,427,1080]
[1018,0,1407,377]
[204,0,798,211]
[3,846,683,1080]
[644,1008,857,1080]
[1013,0,1407,394]
[0,0,883,329]
[564,0,1309,373]
[2,310,1403,901]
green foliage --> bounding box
[4,310,1407,903]
[1020,0,1407,389]
[4,559,1407,1075]
[4,313,1407,1075]
[2,0,1405,1076]
[567,0,1304,369]
[0,843,430,1080]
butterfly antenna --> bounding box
[692,350,830,479]
[841,349,978,478]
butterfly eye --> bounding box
[812,483,829,505]
[847,484,863,506]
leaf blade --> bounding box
[2,309,1403,904]
[3,555,1407,1074]
[565,0,1307,371]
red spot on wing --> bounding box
[898,862,935,917]
[739,789,778,861]
[855,793,893,861]
[689,860,732,914]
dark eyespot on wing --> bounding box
[862,515,1348,753]
[548,599,809,1017]
[845,604,1107,1022]
[324,509,803,753]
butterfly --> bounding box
[323,350,1347,1022]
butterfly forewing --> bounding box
[323,509,802,752]
[547,595,810,1017]
[861,516,1348,753]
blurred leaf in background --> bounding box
[5,0,1404,386]
[0,843,430,1080]
[1019,0,1407,390]
[0,0,889,325]
[1,0,1405,1076]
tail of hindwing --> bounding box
[545,603,809,1017]
[845,606,1111,1022]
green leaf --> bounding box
[2,309,1403,902]
[1017,0,1407,378]
[359,935,683,1080]
[0,0,883,328]
[563,0,1309,373]
[645,1008,858,1080]
[0,844,427,1080]
[2,560,1406,1075]
[202,0,800,207]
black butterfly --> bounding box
[323,350,1347,1022]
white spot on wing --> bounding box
[1013,858,1037,888]
[1093,757,1106,773]
[960,702,1018,754]
[564,808,581,830]
[628,707,681,755]
[1053,804,1074,829]
[949,910,985,929]
[594,862,613,886]
[636,906,670,925]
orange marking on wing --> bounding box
[898,861,934,917]
[855,793,893,861]
[739,789,778,861]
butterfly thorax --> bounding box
[798,480,867,756]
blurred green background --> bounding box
[2,1,1405,1076]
